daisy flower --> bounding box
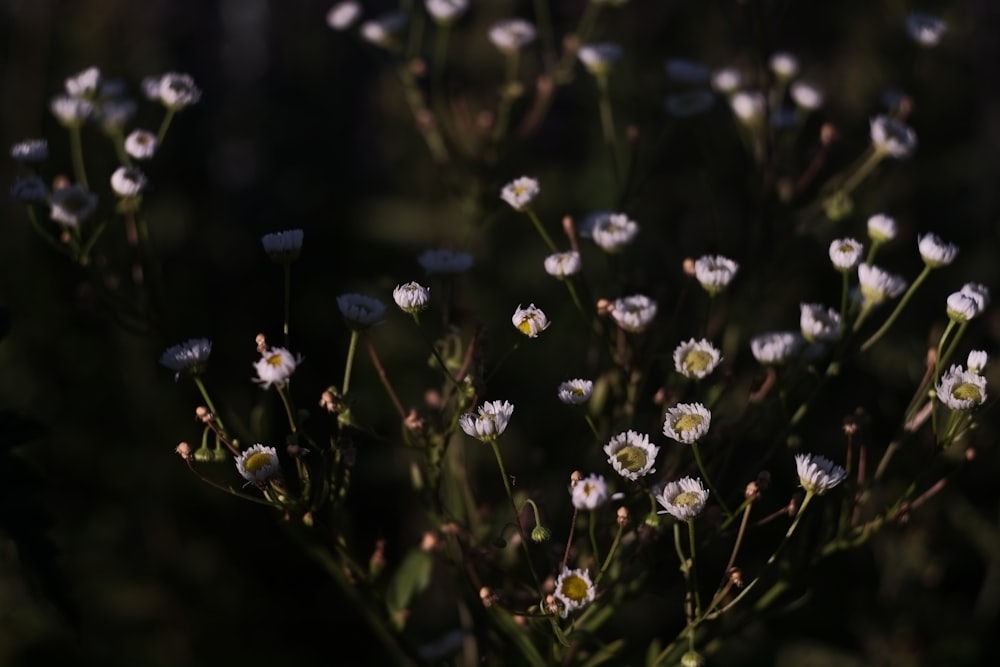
[750,331,803,365]
[557,379,593,405]
[426,0,469,25]
[858,263,907,307]
[544,251,582,278]
[866,214,898,243]
[160,338,212,380]
[799,303,841,343]
[694,255,739,295]
[917,233,958,268]
[393,282,430,314]
[609,294,657,333]
[673,338,722,379]
[337,293,387,328]
[578,42,624,75]
[124,129,159,160]
[110,166,147,198]
[326,2,362,30]
[553,568,596,618]
[656,477,710,521]
[488,18,537,53]
[571,474,609,510]
[946,291,982,323]
[790,81,824,110]
[261,229,304,262]
[967,350,988,375]
[511,303,550,338]
[253,347,300,389]
[794,453,847,496]
[604,430,659,480]
[50,185,98,227]
[662,403,711,444]
[870,115,917,159]
[829,238,863,271]
[500,176,540,211]
[936,364,987,411]
[591,213,639,252]
[235,444,282,483]
[10,139,48,163]
[458,400,514,442]
[905,13,947,47]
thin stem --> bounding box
[342,330,360,397]
[68,125,89,189]
[25,207,73,256]
[156,108,176,144]
[282,262,292,347]
[836,146,885,198]
[524,208,559,253]
[860,264,932,352]
[691,442,732,517]
[594,519,624,586]
[276,383,298,433]
[183,459,273,506]
[489,439,543,592]
[588,510,601,565]
[192,376,231,442]
[561,507,579,570]
[595,72,622,192]
[687,520,702,617]
[365,336,407,420]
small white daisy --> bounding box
[750,331,803,365]
[664,90,715,118]
[326,2,362,30]
[578,42,624,75]
[511,303,550,338]
[124,129,159,160]
[936,364,987,411]
[571,474,609,510]
[160,338,212,380]
[500,176,540,211]
[829,238,864,271]
[426,0,468,24]
[656,476,710,521]
[794,453,847,496]
[50,94,94,126]
[544,251,582,278]
[254,346,301,389]
[917,232,959,268]
[694,255,739,295]
[418,248,474,274]
[967,350,988,375]
[790,80,824,110]
[946,291,981,322]
[337,293,387,328]
[610,294,657,333]
[664,58,710,84]
[710,67,742,94]
[458,400,514,442]
[663,402,712,444]
[151,72,202,110]
[553,568,596,619]
[867,214,898,243]
[393,282,430,314]
[870,115,917,159]
[591,212,639,253]
[235,444,282,483]
[50,185,99,227]
[769,51,799,79]
[604,430,659,480]
[673,338,722,380]
[65,66,101,97]
[557,379,593,405]
[905,12,947,47]
[261,229,304,262]
[799,303,842,343]
[10,139,48,163]
[960,282,991,312]
[110,166,148,197]
[858,263,908,307]
[488,18,537,53]
[730,91,766,125]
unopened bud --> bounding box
[569,470,583,487]
[682,257,696,276]
[255,333,267,352]
[421,531,438,552]
[531,525,551,543]
[820,122,837,145]
[680,650,705,667]
[745,481,759,499]
[193,446,214,462]
[195,406,212,423]
[617,506,630,526]
[175,442,192,460]
[301,511,314,527]
[729,567,743,588]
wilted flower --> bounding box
[418,248,474,274]
[393,282,430,314]
[50,185,98,227]
[558,379,593,405]
[553,568,596,618]
[917,233,959,268]
[124,129,159,160]
[254,346,301,389]
[110,166,147,197]
[936,364,987,411]
[571,474,609,510]
[235,444,282,483]
[829,238,863,271]
[10,139,48,163]
[794,453,847,495]
[858,263,908,307]
[337,293,387,328]
[500,176,539,211]
[673,338,722,379]
[694,255,739,295]
[160,338,212,380]
[870,115,917,158]
[544,251,582,278]
[905,13,947,47]
[511,303,550,338]
[261,229,304,262]
[326,2,362,30]
[656,477,710,521]
[799,303,842,343]
[750,331,803,365]
[604,430,659,480]
[459,400,514,442]
[610,294,657,333]
[663,402,711,444]
[488,18,537,53]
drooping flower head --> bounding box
[604,430,659,480]
[917,232,959,268]
[65,66,101,98]
[544,251,582,278]
[337,293,387,328]
[145,72,202,110]
[946,291,982,323]
[673,338,722,379]
[663,403,711,444]
[936,364,987,411]
[750,331,803,365]
[693,255,739,295]
[500,176,540,211]
[730,91,766,125]
[656,476,710,521]
[609,294,657,333]
[857,263,908,307]
[254,346,301,389]
[160,338,212,380]
[960,282,991,312]
[557,379,593,405]
[50,95,94,127]
[794,453,847,496]
[512,303,550,338]
[571,474,609,510]
[235,444,282,483]
[261,229,304,262]
[458,400,514,443]
[393,282,431,314]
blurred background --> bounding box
[2,0,1000,665]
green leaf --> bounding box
[384,548,434,627]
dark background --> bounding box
[2,1,1000,665]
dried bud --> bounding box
[596,298,612,316]
[745,481,759,499]
[480,587,496,608]
[617,506,630,526]
[965,447,976,461]
[544,594,559,615]
[301,512,314,527]
[404,408,426,433]
[255,333,267,352]
[569,470,583,487]
[320,389,342,414]
[728,567,743,588]
[175,442,192,460]
[682,257,696,276]
[820,122,838,145]
[421,531,438,552]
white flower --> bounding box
[488,18,537,53]
[710,67,742,93]
[10,176,48,203]
[418,248,474,274]
[578,42,623,74]
[160,338,212,380]
[558,379,593,405]
[591,212,639,252]
[936,364,987,410]
[65,66,101,97]
[673,338,722,380]
[326,2,362,30]
[254,346,301,389]
[656,477,709,521]
[769,51,799,79]
[512,303,550,338]
[553,568,596,619]
[960,282,991,312]
[459,400,514,442]
[799,302,842,343]
[858,263,908,307]
[426,0,468,24]
[10,139,48,162]
[867,214,898,243]
[906,13,947,47]
[610,294,657,333]
[235,444,282,483]
[150,72,202,110]
[829,238,863,271]
[750,331,803,365]
[261,229,304,262]
[500,176,539,211]
[665,90,715,118]
[50,94,93,126]
[730,91,766,124]
[50,185,98,227]
[870,115,917,158]
[694,255,739,295]
[337,293,387,328]
[946,291,981,322]
[393,282,430,314]
[663,402,711,444]
[790,80,824,110]
[571,474,609,510]
[544,251,582,278]
[794,453,847,496]
[968,350,988,375]
[664,58,710,84]
[110,166,147,197]
[604,430,659,480]
[124,129,159,160]
[917,232,959,268]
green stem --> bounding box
[156,108,176,144]
[25,207,72,256]
[837,146,885,198]
[838,270,849,326]
[594,519,624,586]
[283,262,292,347]
[68,125,89,189]
[342,330,360,396]
[192,376,231,443]
[524,208,559,253]
[687,520,702,617]
[859,264,932,352]
[595,72,622,192]
[489,439,543,593]
[588,510,600,564]
[691,441,732,517]
[276,383,298,433]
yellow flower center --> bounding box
[837,242,854,253]
[673,491,699,508]
[245,452,273,475]
[266,353,283,367]
[560,574,589,602]
[683,350,712,374]
[517,315,537,335]
[674,414,704,433]
[952,383,982,403]
[614,445,647,472]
